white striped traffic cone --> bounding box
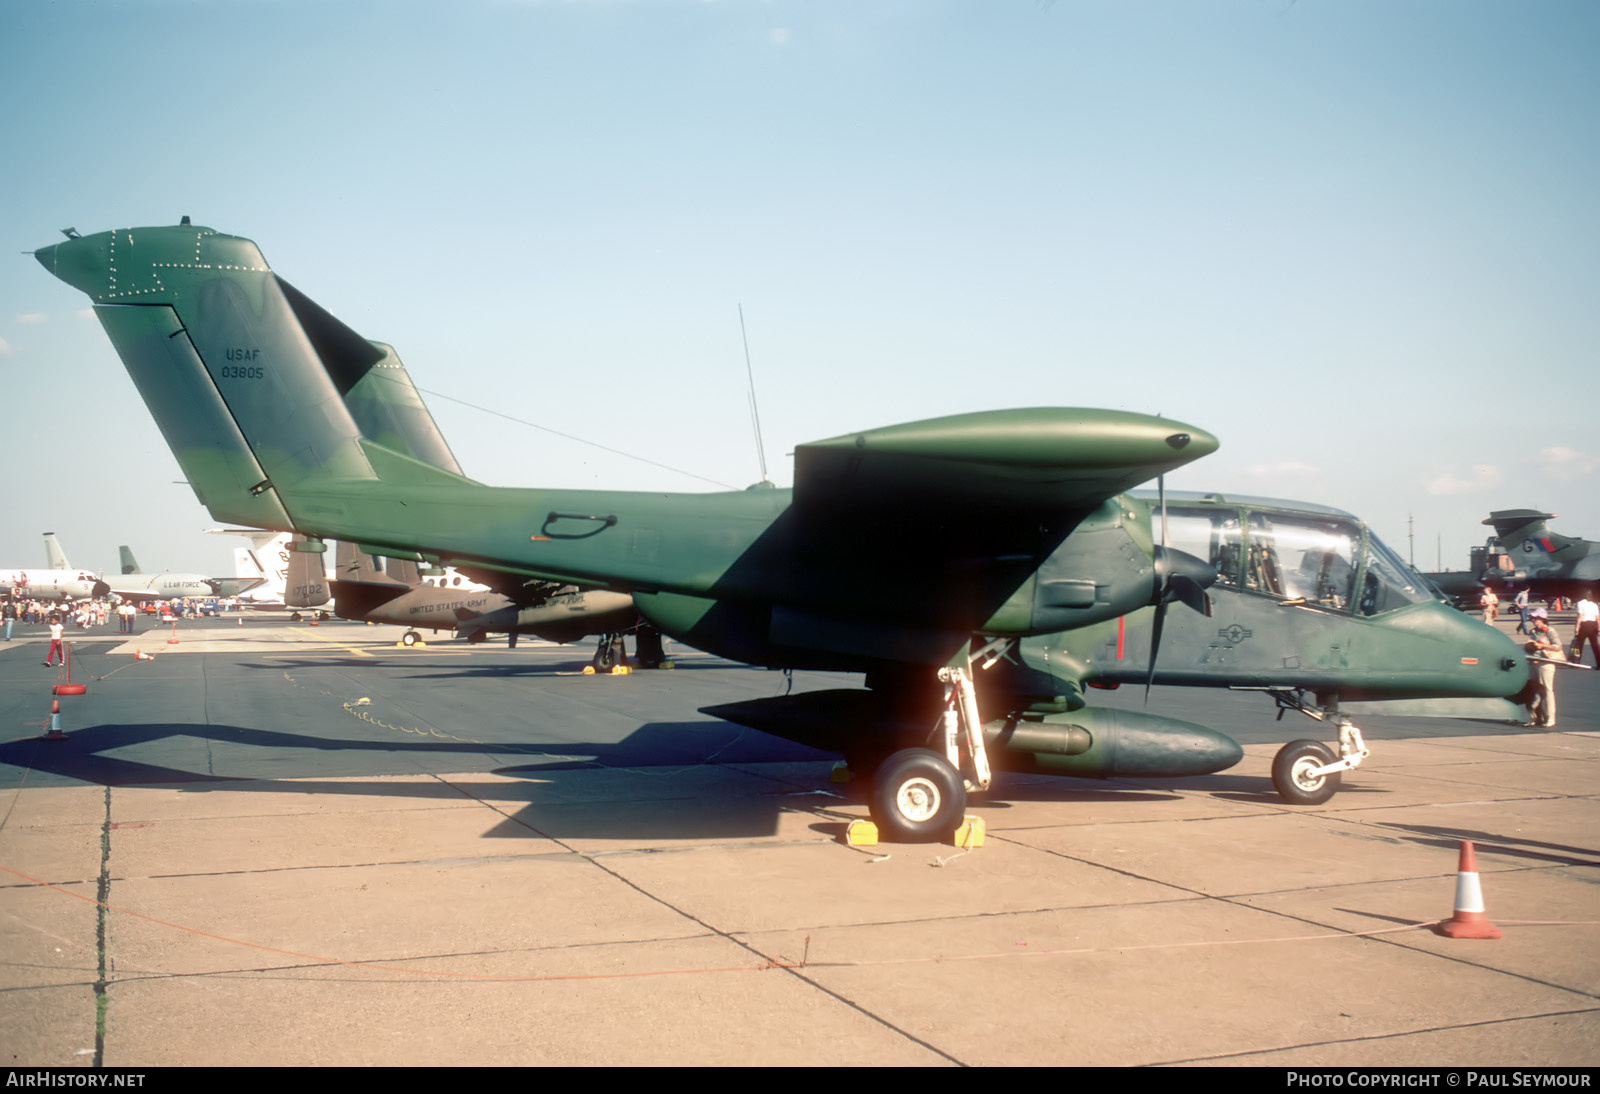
[1434,840,1501,939]
[44,700,67,741]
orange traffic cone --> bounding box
[44,700,67,741]
[1434,840,1501,939]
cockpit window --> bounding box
[1245,514,1358,610]
[1152,508,1243,589]
[1359,534,1432,616]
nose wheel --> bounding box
[1267,691,1370,805]
[1271,740,1340,805]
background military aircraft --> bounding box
[37,222,1528,840]
[330,540,656,666]
[205,529,331,614]
[2,557,107,603]
[1424,510,1600,603]
[42,533,260,602]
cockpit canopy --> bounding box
[1148,494,1431,617]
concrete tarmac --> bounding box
[1,616,1596,1067]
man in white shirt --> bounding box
[1573,591,1599,668]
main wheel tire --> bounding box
[593,639,618,671]
[1272,739,1340,805]
[869,748,966,843]
[401,630,421,647]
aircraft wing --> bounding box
[109,588,164,603]
[792,409,1212,516]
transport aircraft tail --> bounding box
[234,546,262,585]
[43,533,70,570]
[215,529,321,607]
[118,546,142,575]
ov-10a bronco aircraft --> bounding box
[330,539,657,668]
[36,222,1527,840]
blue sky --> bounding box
[3,0,1596,577]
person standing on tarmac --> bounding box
[1573,590,1600,668]
[1523,617,1563,728]
[44,615,64,667]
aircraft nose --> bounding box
[1461,613,1527,695]
[1491,627,1526,677]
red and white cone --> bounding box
[1434,840,1501,939]
[44,700,67,741]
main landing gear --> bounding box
[1267,691,1370,805]
[865,646,1004,843]
[592,633,627,672]
[590,624,666,672]
[870,749,966,843]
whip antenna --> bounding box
[739,303,770,484]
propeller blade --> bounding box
[1144,544,1218,702]
[1145,600,1167,701]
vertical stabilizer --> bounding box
[34,225,430,530]
[43,533,69,570]
[118,546,142,575]
[340,340,465,477]
[386,558,423,586]
[335,540,405,587]
[234,547,262,582]
[285,537,330,608]
[1484,510,1583,562]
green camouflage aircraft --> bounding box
[1425,509,1600,604]
[37,222,1527,840]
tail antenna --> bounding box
[739,303,770,484]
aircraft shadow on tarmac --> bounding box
[0,718,1319,842]
[0,719,855,840]
[223,655,745,678]
[1365,821,1600,867]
